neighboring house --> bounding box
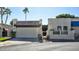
[12,19,42,42]
[48,18,75,41]
[71,18,79,30]
[0,23,12,37]
[71,18,79,39]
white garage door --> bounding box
[16,27,38,38]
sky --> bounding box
[2,7,79,25]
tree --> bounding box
[0,7,6,24]
[56,14,78,18]
[23,7,29,20]
[42,25,48,31]
[42,25,48,36]
[4,8,11,24]
[0,7,6,37]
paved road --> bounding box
[0,42,79,51]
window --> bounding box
[61,26,68,35]
[63,26,68,30]
[57,26,62,31]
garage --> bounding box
[14,20,42,42]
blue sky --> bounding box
[2,7,79,25]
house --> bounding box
[71,18,79,30]
[71,18,79,39]
[48,18,75,41]
[12,19,42,42]
[0,23,12,37]
[10,18,79,42]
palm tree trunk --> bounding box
[25,13,27,21]
[1,8,3,24]
[5,14,8,24]
[0,8,3,37]
[1,15,3,24]
[1,14,3,37]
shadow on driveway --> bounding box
[10,38,39,42]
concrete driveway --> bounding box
[0,41,79,51]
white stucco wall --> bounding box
[49,30,75,40]
[48,18,71,31]
[48,18,75,40]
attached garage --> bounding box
[14,20,42,42]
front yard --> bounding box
[0,37,11,41]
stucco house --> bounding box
[12,19,42,42]
[48,18,75,41]
[0,24,12,37]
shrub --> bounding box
[10,31,16,38]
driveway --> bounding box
[0,41,79,51]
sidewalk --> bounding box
[0,40,32,47]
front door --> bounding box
[2,28,7,37]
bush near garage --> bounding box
[10,31,16,38]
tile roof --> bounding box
[14,21,41,27]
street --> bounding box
[0,41,79,51]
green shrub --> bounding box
[10,31,16,38]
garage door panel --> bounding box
[16,27,38,38]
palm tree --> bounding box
[0,7,6,24]
[4,8,11,24]
[23,7,29,20]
